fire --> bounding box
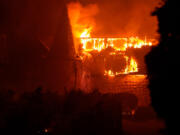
[104,70,115,77]
[77,32,151,76]
[104,57,138,77]
[72,28,153,76]
[67,2,158,77]
[67,2,98,54]
[81,38,106,52]
[129,57,138,73]
[79,36,153,76]
[80,28,91,38]
[80,37,154,52]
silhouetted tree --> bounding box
[146,0,180,134]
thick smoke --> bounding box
[68,0,162,38]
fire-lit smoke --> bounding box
[67,2,99,53]
[93,0,160,38]
[68,0,161,38]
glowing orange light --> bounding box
[80,37,154,52]
[67,2,157,77]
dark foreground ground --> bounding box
[0,75,165,135]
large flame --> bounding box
[80,37,155,52]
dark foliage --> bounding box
[146,0,180,134]
[0,88,122,135]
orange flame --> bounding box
[129,57,138,73]
[80,37,154,52]
[80,28,91,38]
[67,2,98,54]
[104,57,138,77]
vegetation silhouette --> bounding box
[146,0,180,134]
[0,88,124,135]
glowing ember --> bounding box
[104,70,115,77]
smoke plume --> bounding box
[67,0,162,38]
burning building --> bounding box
[79,36,157,76]
[67,1,159,91]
